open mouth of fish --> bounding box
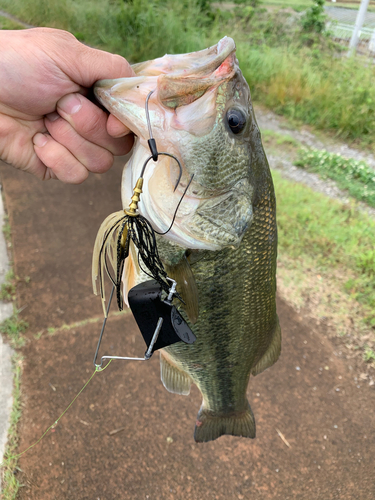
[94,36,252,250]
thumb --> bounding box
[73,45,136,87]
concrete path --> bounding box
[0,152,373,499]
[0,182,15,490]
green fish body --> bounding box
[94,37,280,442]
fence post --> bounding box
[348,0,370,55]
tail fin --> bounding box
[194,403,256,443]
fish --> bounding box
[94,37,281,443]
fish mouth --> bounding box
[93,37,237,141]
[131,36,236,78]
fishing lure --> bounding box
[92,91,196,367]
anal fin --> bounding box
[251,315,281,376]
[160,351,191,396]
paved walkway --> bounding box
[0,182,15,490]
[0,153,373,499]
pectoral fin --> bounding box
[160,351,191,396]
[165,255,199,324]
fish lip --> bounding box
[93,37,236,97]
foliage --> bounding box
[0,313,28,348]
[2,0,375,143]
[364,347,375,362]
[274,170,375,323]
[295,148,375,207]
[234,0,261,8]
[0,16,25,29]
[238,44,375,145]
[0,0,215,60]
[0,270,16,302]
[301,0,326,34]
[113,0,213,62]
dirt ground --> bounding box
[0,158,374,500]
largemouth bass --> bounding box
[94,37,281,442]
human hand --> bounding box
[0,28,134,183]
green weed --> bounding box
[364,347,375,362]
[2,0,375,143]
[273,169,375,324]
[301,0,326,34]
[3,216,11,244]
[0,15,25,29]
[0,270,16,302]
[238,44,375,145]
[295,148,375,207]
[0,313,28,349]
[262,129,300,150]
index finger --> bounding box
[56,93,133,156]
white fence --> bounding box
[328,22,375,52]
[325,6,375,53]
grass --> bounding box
[261,0,313,11]
[0,0,211,60]
[237,43,375,146]
[295,148,375,208]
[3,216,11,246]
[0,313,28,349]
[273,169,375,327]
[1,0,375,145]
[0,354,23,500]
[364,346,375,362]
[262,130,301,153]
[0,15,25,29]
[0,270,16,302]
[262,0,375,11]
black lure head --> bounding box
[128,280,196,354]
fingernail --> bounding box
[33,133,48,148]
[58,94,82,115]
[46,111,60,122]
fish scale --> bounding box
[94,36,281,442]
[163,179,278,427]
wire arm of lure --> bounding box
[93,283,156,368]
[93,280,178,369]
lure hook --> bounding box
[142,90,183,192]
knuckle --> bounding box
[36,139,87,184]
[46,118,73,142]
[80,113,103,138]
[89,149,113,173]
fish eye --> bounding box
[226,109,246,135]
